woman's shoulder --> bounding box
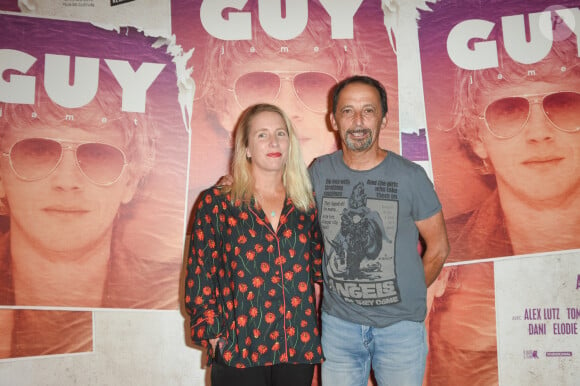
[197,186,231,206]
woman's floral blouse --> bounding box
[185,187,324,367]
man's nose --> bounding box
[523,101,555,142]
[277,77,303,115]
[50,148,84,189]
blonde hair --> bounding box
[226,104,314,212]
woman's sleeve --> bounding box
[184,188,224,345]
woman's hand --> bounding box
[209,337,225,357]
[209,337,219,352]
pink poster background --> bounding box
[0,0,577,382]
[419,1,579,384]
[0,12,188,358]
[171,0,401,208]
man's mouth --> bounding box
[347,128,370,138]
[522,155,564,167]
[43,206,89,215]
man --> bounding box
[309,75,449,386]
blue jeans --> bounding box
[321,312,427,386]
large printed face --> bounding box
[0,123,138,255]
[472,79,580,204]
[217,55,339,166]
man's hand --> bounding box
[216,174,233,187]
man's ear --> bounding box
[0,173,11,215]
[472,135,489,160]
[0,175,5,200]
[381,113,388,130]
[329,113,338,132]
[121,175,140,205]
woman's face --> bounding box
[245,111,290,175]
[473,79,580,204]
[0,123,138,255]
[217,55,339,166]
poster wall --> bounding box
[0,0,578,385]
[418,0,580,384]
[0,9,188,358]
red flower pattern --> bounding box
[260,262,270,273]
[184,188,323,368]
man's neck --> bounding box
[342,147,388,171]
[499,187,580,255]
[10,230,111,307]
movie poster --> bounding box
[419,0,580,385]
[0,11,189,358]
[0,0,577,384]
[495,250,580,385]
[170,0,402,208]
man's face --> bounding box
[218,55,339,166]
[0,123,138,255]
[473,79,580,204]
[330,82,387,154]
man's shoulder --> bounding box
[385,151,423,171]
[377,152,430,184]
[310,150,342,169]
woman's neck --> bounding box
[253,174,286,231]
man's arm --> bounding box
[415,210,450,287]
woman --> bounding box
[184,104,324,386]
